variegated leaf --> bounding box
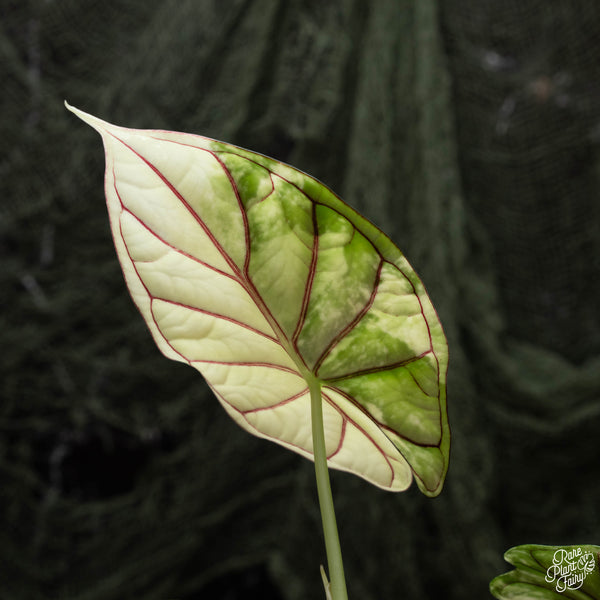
[67,103,449,495]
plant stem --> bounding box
[308,376,348,600]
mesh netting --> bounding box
[2,2,599,599]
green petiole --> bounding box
[308,376,348,600]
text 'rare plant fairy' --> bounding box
[491,544,600,600]
[67,102,450,599]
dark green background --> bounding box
[2,2,599,599]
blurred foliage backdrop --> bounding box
[2,1,600,599]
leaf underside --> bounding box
[67,103,449,495]
[491,544,600,600]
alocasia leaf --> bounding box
[491,544,600,600]
[66,103,449,495]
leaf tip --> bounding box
[64,101,113,137]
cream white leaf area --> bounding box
[67,103,449,495]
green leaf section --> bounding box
[317,262,430,379]
[246,176,314,337]
[491,544,600,600]
[217,148,448,494]
[297,206,380,369]
[334,358,441,445]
